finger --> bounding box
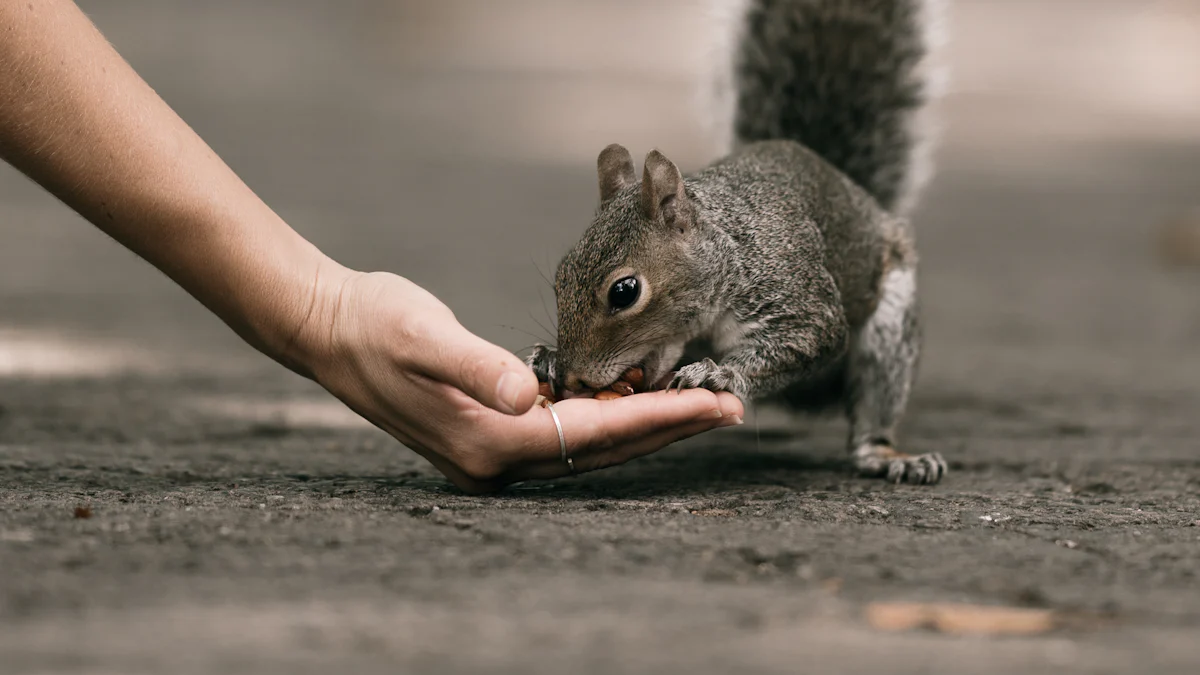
[575,413,740,473]
[501,414,739,483]
[416,324,539,416]
[505,388,739,463]
[563,388,744,451]
[437,387,746,490]
[710,391,746,419]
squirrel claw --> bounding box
[885,452,946,485]
[853,444,946,485]
[666,358,744,397]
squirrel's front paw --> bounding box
[524,345,557,388]
[667,358,746,398]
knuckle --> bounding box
[394,310,433,344]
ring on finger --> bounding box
[545,401,573,474]
[546,402,573,473]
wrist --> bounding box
[262,251,359,381]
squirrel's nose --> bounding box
[563,372,596,393]
[563,372,584,393]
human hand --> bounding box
[290,268,745,493]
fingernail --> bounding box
[718,415,744,427]
[705,409,723,419]
[495,372,522,414]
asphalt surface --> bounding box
[3,1,1200,673]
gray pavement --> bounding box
[3,1,1200,673]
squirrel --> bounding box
[526,0,949,485]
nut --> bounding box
[540,365,646,402]
[611,380,636,397]
[536,381,557,406]
[622,367,645,390]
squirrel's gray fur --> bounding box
[527,0,949,484]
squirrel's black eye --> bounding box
[608,276,640,311]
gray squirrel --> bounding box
[526,0,949,484]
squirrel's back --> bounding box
[707,0,947,216]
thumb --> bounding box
[424,325,539,415]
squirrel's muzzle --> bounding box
[562,371,591,394]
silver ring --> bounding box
[545,401,572,473]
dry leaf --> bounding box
[865,602,1056,636]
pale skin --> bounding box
[0,0,744,493]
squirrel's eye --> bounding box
[608,276,640,311]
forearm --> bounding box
[0,0,339,372]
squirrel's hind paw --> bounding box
[852,444,946,486]
[667,358,746,398]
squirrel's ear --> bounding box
[641,150,688,229]
[643,149,691,228]
[597,144,636,204]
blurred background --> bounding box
[1,0,1197,387]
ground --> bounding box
[3,1,1200,673]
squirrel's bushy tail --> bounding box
[707,0,947,216]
